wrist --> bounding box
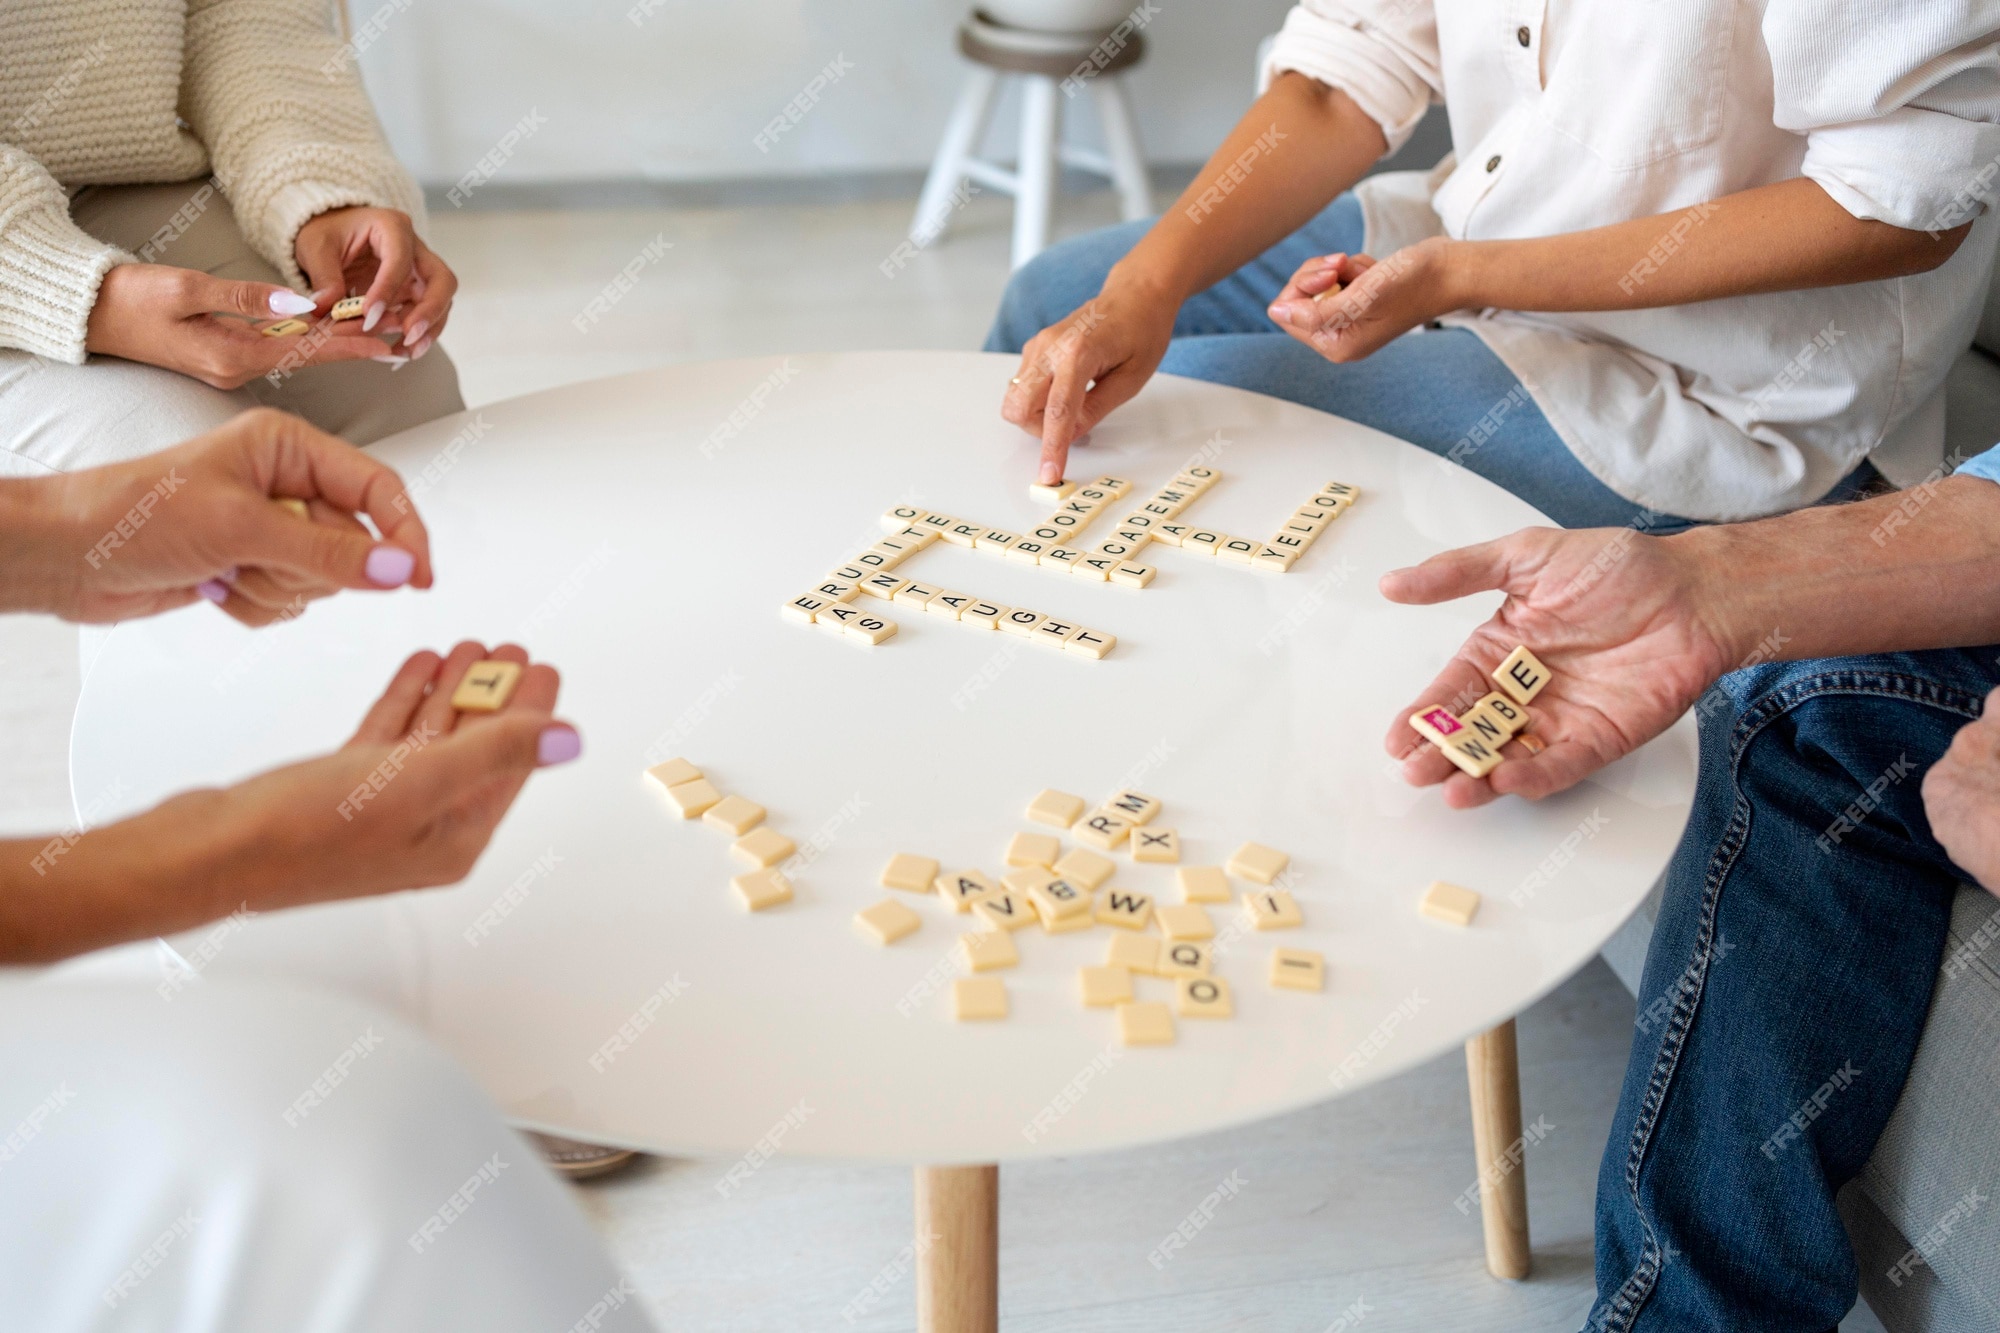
[0,476,89,615]
[1663,523,1780,675]
[1104,248,1196,313]
[1431,237,1489,315]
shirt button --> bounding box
[1517,25,1531,46]
[1486,154,1502,173]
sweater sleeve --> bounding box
[0,145,131,363]
[181,0,424,290]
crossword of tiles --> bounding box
[781,467,1361,657]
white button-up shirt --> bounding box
[1263,0,2000,521]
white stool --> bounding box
[912,8,1152,270]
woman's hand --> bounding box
[85,263,399,389]
[1001,278,1179,486]
[1266,237,1463,364]
[28,407,430,626]
[295,207,457,360]
[1923,689,2000,896]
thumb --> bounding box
[241,500,420,591]
[1380,536,1526,606]
[431,713,582,788]
[181,270,318,321]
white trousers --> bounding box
[0,979,654,1333]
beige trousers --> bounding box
[0,180,463,479]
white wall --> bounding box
[354,0,1296,187]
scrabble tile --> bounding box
[1137,499,1175,520]
[1420,880,1482,926]
[881,853,941,893]
[859,573,908,600]
[1117,1001,1175,1046]
[451,660,522,712]
[703,794,766,836]
[1131,828,1180,863]
[329,295,369,321]
[645,757,702,791]
[998,608,1047,638]
[732,868,792,911]
[261,318,309,337]
[1299,493,1345,518]
[875,534,921,557]
[784,592,832,624]
[1176,464,1219,487]
[1439,732,1504,778]
[1217,536,1260,564]
[852,549,894,571]
[1101,790,1162,825]
[953,976,1008,1021]
[1276,517,1322,543]
[1052,847,1115,890]
[1270,948,1325,992]
[1002,867,1057,899]
[1182,529,1223,556]
[1073,554,1116,582]
[1074,811,1134,850]
[813,578,859,602]
[928,590,972,619]
[1177,976,1234,1018]
[1244,888,1304,930]
[830,564,875,585]
[1407,705,1467,748]
[1248,546,1294,575]
[1027,876,1093,922]
[1105,933,1161,975]
[1270,531,1310,555]
[976,529,1019,555]
[883,504,929,531]
[1028,525,1067,543]
[894,581,942,609]
[944,520,984,546]
[1159,940,1212,977]
[1156,903,1215,940]
[973,890,1036,932]
[1092,475,1134,495]
[1460,700,1515,750]
[1152,485,1194,511]
[817,602,861,636]
[663,777,722,818]
[731,826,795,868]
[1029,479,1077,504]
[1095,887,1155,931]
[1079,965,1134,1007]
[1176,866,1231,903]
[1511,732,1548,756]
[1493,645,1552,704]
[959,928,1019,972]
[935,869,998,912]
[1048,510,1086,534]
[1065,629,1116,659]
[961,601,1005,630]
[1031,618,1080,650]
[1006,831,1061,867]
[1152,521,1189,547]
[848,612,899,645]
[1095,538,1139,561]
[274,496,309,519]
[1321,480,1361,504]
[1027,789,1086,828]
[1040,546,1081,572]
[918,512,956,533]
[1108,562,1156,588]
[1042,907,1095,934]
[1008,538,1049,563]
[1227,842,1290,886]
[855,898,922,944]
[1474,691,1531,734]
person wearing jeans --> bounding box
[986,0,1998,531]
[1378,443,2000,1329]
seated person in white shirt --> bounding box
[987,0,1998,531]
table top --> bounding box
[70,350,1695,1164]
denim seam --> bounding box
[1597,667,1985,1331]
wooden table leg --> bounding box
[915,1164,997,1333]
[1465,1018,1532,1280]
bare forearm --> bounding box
[0,476,83,615]
[1111,73,1388,305]
[1448,178,1969,315]
[1678,476,2000,669]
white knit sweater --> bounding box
[0,0,423,364]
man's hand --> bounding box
[1266,238,1461,364]
[85,263,397,388]
[295,207,457,360]
[21,407,431,626]
[1923,687,2000,895]
[1381,526,1735,808]
[1001,283,1178,486]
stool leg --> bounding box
[1012,75,1061,269]
[1465,1018,1532,1280]
[915,1164,998,1333]
[912,66,1001,247]
[1091,76,1151,221]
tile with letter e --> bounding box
[1244,888,1303,930]
[1270,948,1325,992]
[1420,880,1481,926]
[953,976,1008,1021]
[881,853,941,892]
[855,898,921,944]
[1156,903,1214,941]
[702,794,765,836]
[935,869,998,912]
[977,529,1019,555]
[973,890,1035,932]
[1117,1001,1175,1046]
[1226,842,1289,885]
[451,660,522,712]
[959,928,1019,972]
[918,512,955,533]
[1176,865,1229,903]
[1079,965,1133,1007]
[1131,828,1179,863]
[1159,940,1211,977]
[784,592,832,624]
[732,868,792,912]
[1177,976,1233,1019]
[1493,645,1551,704]
[731,826,794,869]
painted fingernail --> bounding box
[405,319,429,346]
[364,545,416,587]
[537,725,582,766]
[410,336,434,360]
[372,354,410,367]
[362,301,385,332]
[269,290,317,316]
[197,579,229,604]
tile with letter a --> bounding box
[1494,645,1552,705]
[855,898,921,945]
[928,590,972,620]
[973,890,1035,932]
[1131,828,1180,863]
[1079,965,1133,1008]
[1244,888,1304,930]
[1176,976,1234,1019]
[1117,1001,1175,1046]
[1270,947,1325,992]
[935,869,997,913]
[959,928,1019,972]
[953,976,1008,1021]
[451,660,522,712]
[1094,887,1155,931]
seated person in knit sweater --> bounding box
[989,0,1999,532]
[0,0,462,478]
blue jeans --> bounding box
[1592,649,1996,1330]
[985,195,1695,531]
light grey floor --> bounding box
[0,186,1888,1332]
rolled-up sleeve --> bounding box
[1258,0,1440,154]
[1768,1,2000,231]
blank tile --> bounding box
[731,868,792,912]
[854,898,922,944]
[1041,907,1095,934]
[1227,842,1290,885]
[1095,887,1155,931]
[645,757,702,791]
[959,928,1019,972]
[1027,789,1086,828]
[1079,964,1134,1007]
[731,826,794,869]
[952,977,1007,1021]
[702,794,765,836]
[1244,888,1304,930]
[1177,976,1234,1019]
[1270,947,1325,992]
[1156,903,1215,940]
[1131,827,1180,863]
[663,777,722,818]
[1053,847,1115,890]
[1152,521,1190,546]
[935,869,998,912]
[1105,933,1160,975]
[1006,831,1061,867]
[451,660,523,712]
[1420,880,1482,927]
[1001,867,1057,900]
[1176,865,1231,903]
[881,853,941,892]
[1117,1001,1175,1046]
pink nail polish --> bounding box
[372,354,410,367]
[410,337,433,360]
[405,319,429,346]
[197,580,229,604]
[538,726,582,766]
[268,290,317,317]
[364,545,416,587]
[362,302,385,332]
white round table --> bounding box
[71,350,1696,1328]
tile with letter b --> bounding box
[1176,976,1234,1019]
[451,660,523,712]
[855,898,922,944]
[1270,948,1325,992]
[1094,887,1155,931]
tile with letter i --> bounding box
[1244,888,1304,930]
[783,592,833,624]
[451,660,522,712]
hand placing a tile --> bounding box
[294,205,458,362]
[1,407,431,627]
